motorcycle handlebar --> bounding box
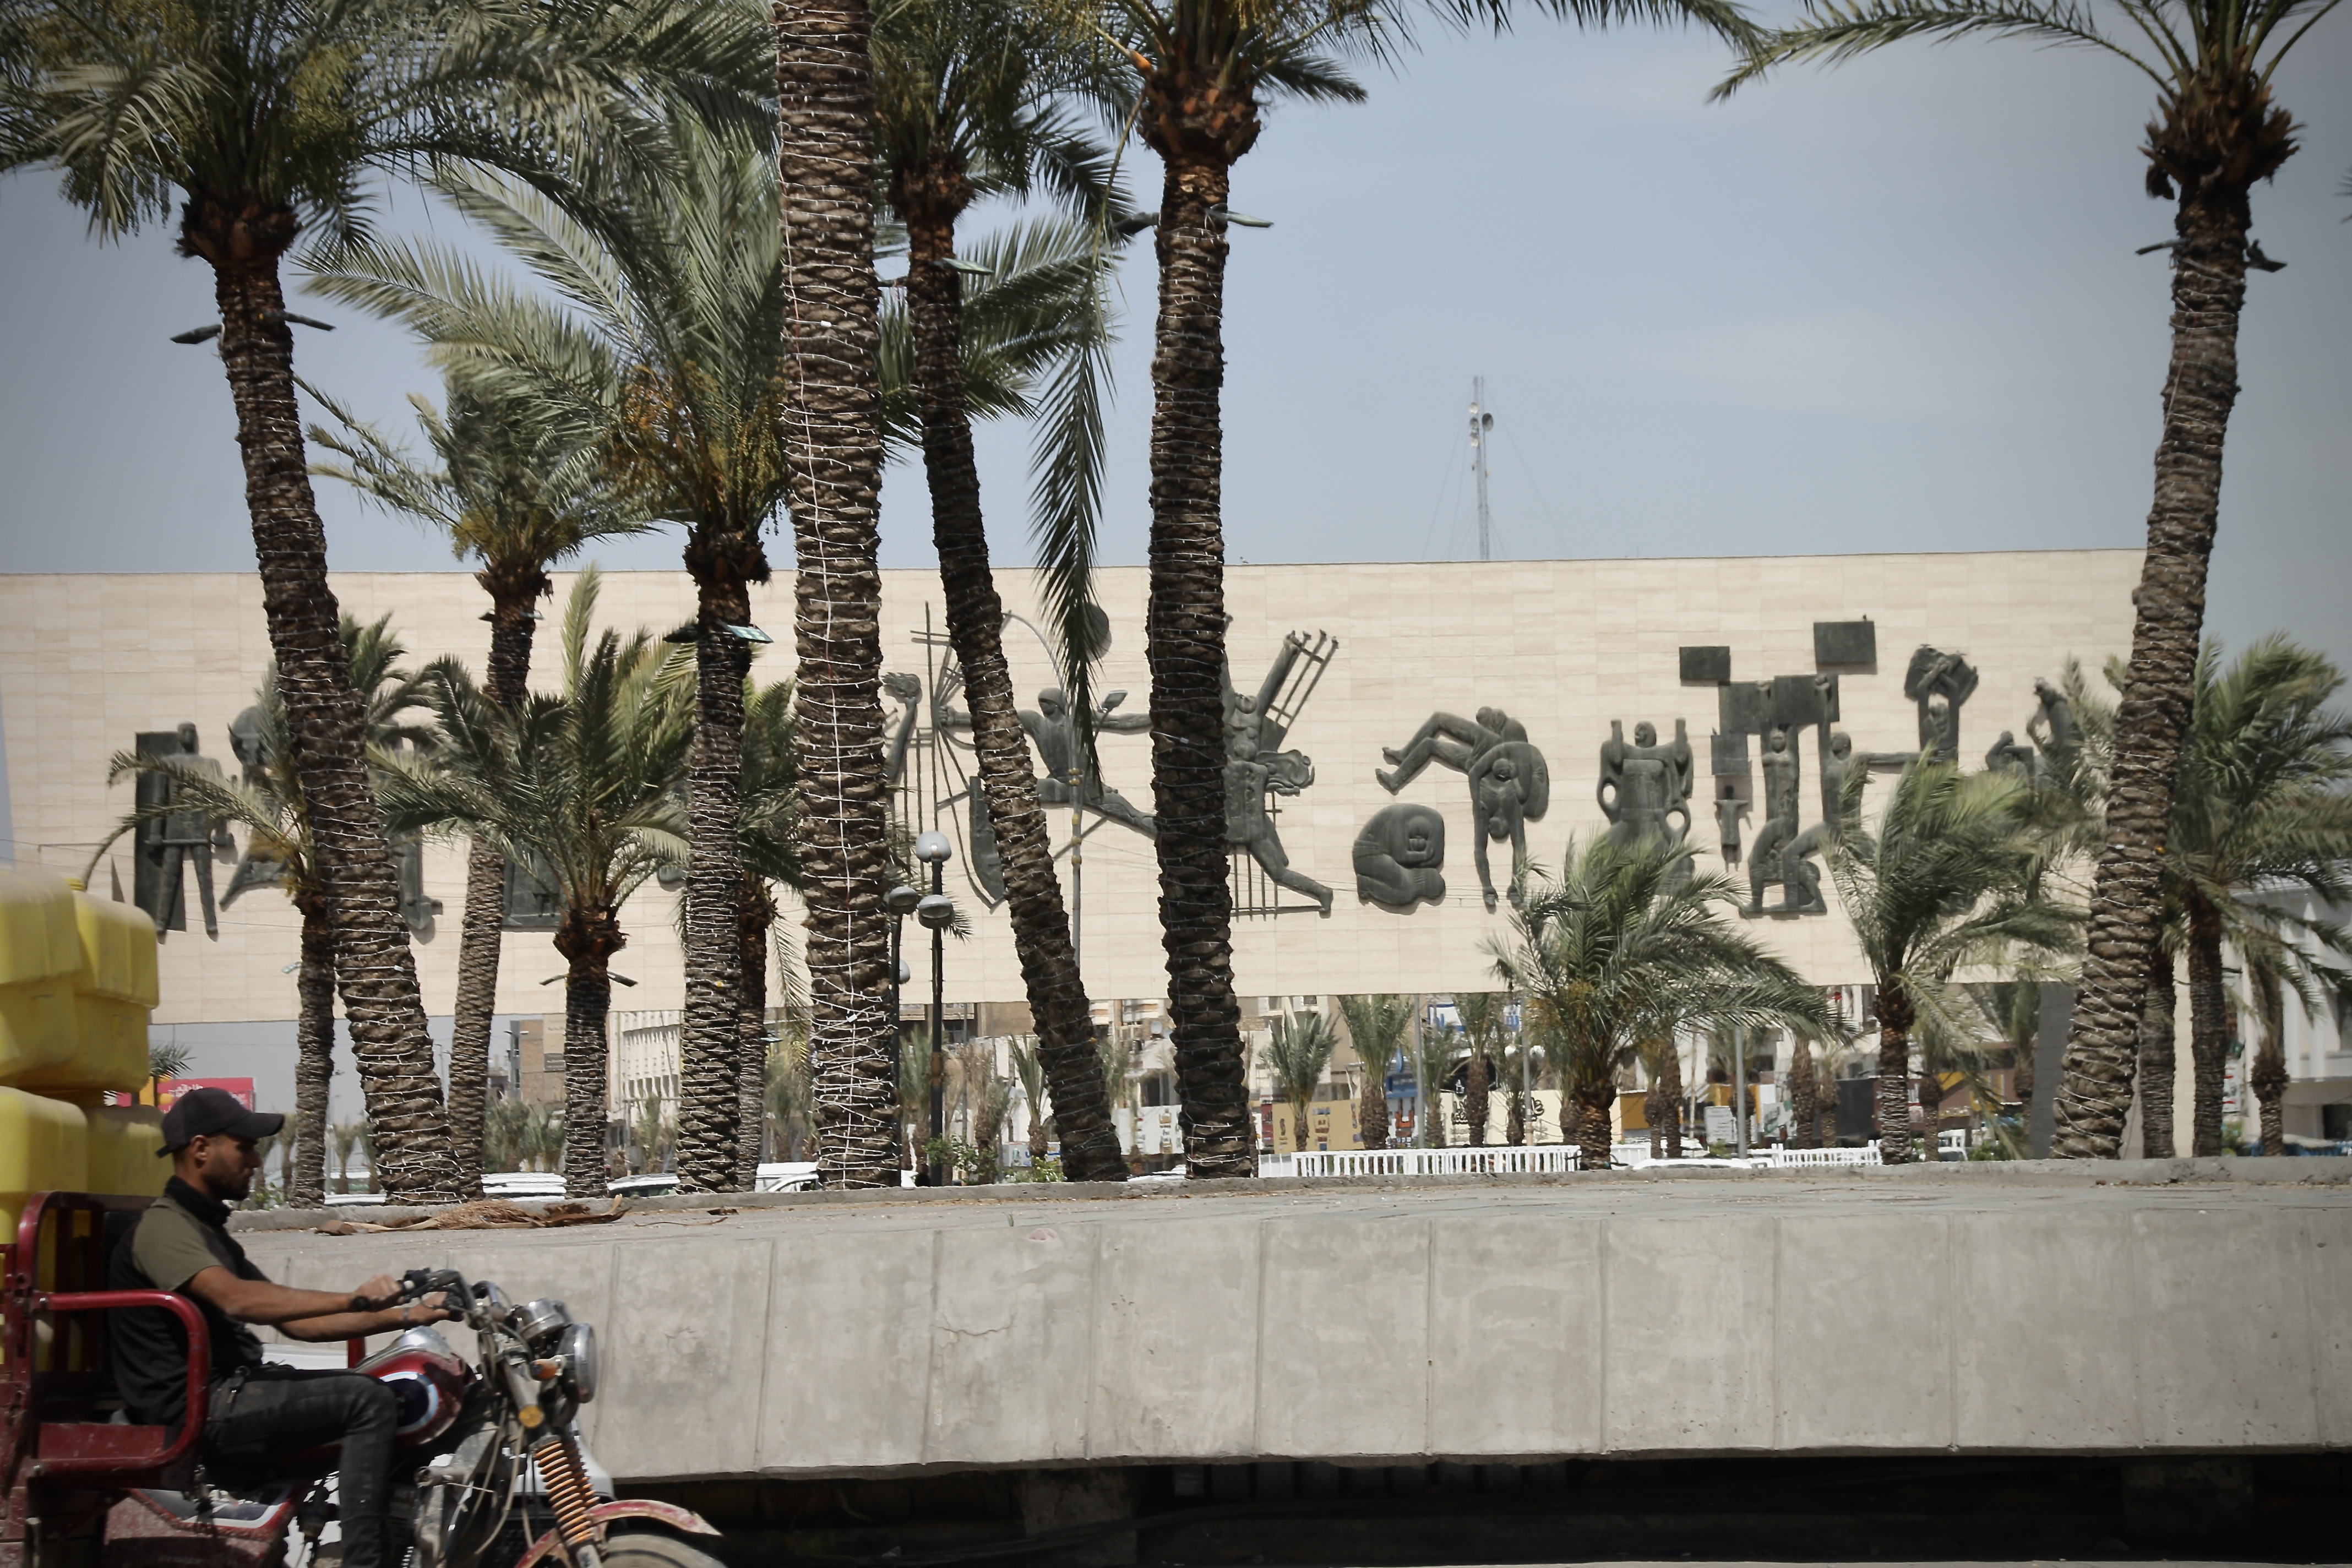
[400,1267,468,1304]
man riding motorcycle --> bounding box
[107,1088,457,1568]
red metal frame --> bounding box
[5,1192,215,1568]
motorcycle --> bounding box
[116,1267,722,1568]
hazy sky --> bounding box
[2,9,2345,670]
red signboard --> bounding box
[156,1077,256,1111]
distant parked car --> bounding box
[755,1162,819,1192]
[607,1173,679,1197]
[482,1171,566,1199]
[322,1191,386,1206]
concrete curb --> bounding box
[224,1154,2352,1231]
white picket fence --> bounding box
[1765,1143,1883,1168]
[1280,1147,1584,1178]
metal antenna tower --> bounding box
[1468,377,1493,562]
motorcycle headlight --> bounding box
[557,1321,598,1404]
[513,1298,571,1351]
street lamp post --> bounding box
[913,832,955,1185]
[883,882,922,1174]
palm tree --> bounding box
[1258,1010,1336,1157]
[1825,756,2077,1162]
[765,1024,815,1162]
[628,1093,677,1174]
[2061,641,2352,1155]
[309,380,644,1199]
[1009,1034,1054,1165]
[92,616,428,1207]
[771,0,897,1190]
[729,674,804,1188]
[875,0,1134,1184]
[379,570,692,1196]
[1456,992,1508,1147]
[330,1119,368,1193]
[1337,994,1411,1152]
[1410,1020,1458,1147]
[1717,0,2343,1159]
[2,0,755,1203]
[1633,1035,1685,1156]
[1069,0,1761,1182]
[1781,1035,1819,1150]
[1490,834,1833,1169]
[899,1025,937,1174]
[1052,0,1378,1181]
[314,109,1115,1191]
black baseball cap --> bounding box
[157,1086,285,1154]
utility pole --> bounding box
[1469,377,1493,563]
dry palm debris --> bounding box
[316,1199,628,1235]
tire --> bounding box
[599,1531,727,1568]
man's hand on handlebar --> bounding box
[347,1274,459,1325]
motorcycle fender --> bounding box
[513,1501,721,1568]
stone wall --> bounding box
[0,550,2139,1025]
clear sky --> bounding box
[2,8,2345,673]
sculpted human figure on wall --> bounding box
[937,684,1156,840]
[1745,726,1826,916]
[133,723,232,941]
[1223,633,1335,916]
[1904,645,1980,759]
[1353,803,1446,908]
[1377,705,1549,910]
[1596,720,1694,850]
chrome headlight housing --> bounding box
[512,1298,571,1351]
[556,1321,598,1404]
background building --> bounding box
[8,550,2337,1153]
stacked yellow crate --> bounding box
[0,867,165,1246]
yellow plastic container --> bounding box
[15,888,158,1095]
[0,1085,88,1248]
[84,1103,167,1199]
[0,867,83,1084]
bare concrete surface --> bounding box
[230,1162,2352,1485]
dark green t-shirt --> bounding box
[108,1178,268,1428]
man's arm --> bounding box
[275,1297,454,1343]
[182,1267,444,1338]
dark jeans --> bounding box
[205,1365,397,1568]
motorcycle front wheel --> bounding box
[598,1532,726,1568]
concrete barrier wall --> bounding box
[234,1169,2352,1483]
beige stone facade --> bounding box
[0,550,2141,1034]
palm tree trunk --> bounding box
[1875,989,1915,1164]
[776,0,895,1188]
[1576,1088,1611,1170]
[1506,1091,1525,1147]
[1357,1061,1389,1152]
[288,895,335,1208]
[1464,1042,1490,1147]
[2053,182,2255,1158]
[1919,1071,1945,1157]
[2138,949,2178,1159]
[904,206,1125,1184]
[1787,1039,1819,1150]
[555,916,621,1199]
[199,231,456,1204]
[2185,897,2229,1157]
[444,583,541,1201]
[678,551,759,1194]
[1142,156,1253,1180]
[2250,1040,2287,1156]
[1659,1038,1683,1158]
[736,886,772,1189]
